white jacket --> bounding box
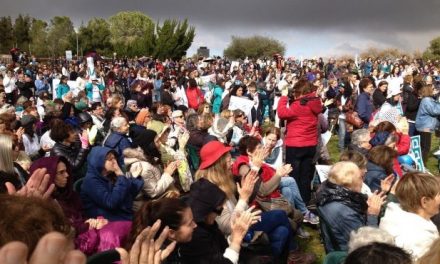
[379,202,439,260]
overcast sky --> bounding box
[2,0,440,58]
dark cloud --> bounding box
[2,0,440,56]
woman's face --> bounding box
[236,88,243,97]
[265,133,278,149]
[379,84,388,92]
[203,105,210,114]
[118,119,130,134]
[169,208,197,243]
[350,167,364,193]
[67,130,77,143]
[421,194,440,218]
[55,162,69,188]
[115,100,123,110]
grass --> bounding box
[298,135,440,263]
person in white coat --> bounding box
[380,172,440,260]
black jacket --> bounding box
[50,142,88,179]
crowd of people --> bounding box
[0,53,440,264]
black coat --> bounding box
[50,142,88,180]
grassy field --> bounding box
[298,135,440,263]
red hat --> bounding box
[199,141,232,170]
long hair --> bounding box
[0,134,15,174]
[195,153,236,199]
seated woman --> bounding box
[80,146,144,221]
[316,161,383,252]
[50,119,89,181]
[263,128,319,225]
[123,147,179,210]
[380,172,440,260]
[364,145,396,193]
[29,156,132,255]
[197,140,315,263]
[103,116,132,166]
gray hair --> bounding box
[348,227,394,253]
[110,116,127,131]
[351,128,370,147]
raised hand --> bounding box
[367,191,386,216]
[380,174,395,193]
[237,170,259,202]
[6,168,55,199]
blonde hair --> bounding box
[395,172,440,213]
[0,134,15,174]
[15,151,32,171]
[220,110,233,119]
[418,238,440,264]
[328,161,360,189]
[194,153,236,199]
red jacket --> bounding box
[186,86,204,110]
[277,93,322,147]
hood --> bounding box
[87,146,118,176]
[29,156,73,199]
[188,178,226,223]
[105,132,126,148]
[123,147,147,166]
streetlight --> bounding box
[74,28,79,61]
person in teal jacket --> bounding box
[56,75,70,99]
[212,78,225,114]
[85,79,105,103]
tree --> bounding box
[423,37,440,61]
[109,11,155,57]
[153,19,195,60]
[14,14,32,51]
[0,16,14,54]
[47,16,75,57]
[224,35,285,59]
[360,47,407,60]
[78,18,112,56]
[29,19,49,57]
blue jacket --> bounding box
[80,146,143,221]
[56,83,70,99]
[355,92,373,125]
[85,82,105,102]
[212,85,224,114]
[364,161,387,193]
[103,132,132,165]
[317,181,378,252]
[415,97,440,132]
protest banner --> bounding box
[65,50,72,61]
[52,78,60,99]
[409,135,425,172]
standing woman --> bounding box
[415,84,440,164]
[277,78,322,204]
[355,78,374,128]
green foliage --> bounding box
[423,37,440,61]
[78,18,112,56]
[109,11,155,57]
[14,14,31,51]
[0,16,14,54]
[153,19,195,60]
[29,19,49,57]
[224,35,285,59]
[47,16,75,57]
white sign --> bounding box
[230,61,239,73]
[65,50,72,61]
[67,80,80,97]
[316,165,331,183]
[228,96,255,116]
[52,78,60,100]
[87,57,95,79]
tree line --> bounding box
[0,11,195,60]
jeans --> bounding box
[285,146,317,204]
[408,122,417,137]
[249,210,296,256]
[279,177,308,214]
[338,118,346,151]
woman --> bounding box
[80,146,144,221]
[380,172,440,260]
[336,81,355,151]
[415,84,440,164]
[197,102,211,116]
[103,116,132,166]
[123,147,179,210]
[56,75,70,99]
[317,161,384,252]
[372,81,402,125]
[20,115,43,160]
[0,133,26,192]
[50,119,89,181]
[372,80,388,110]
[364,146,396,193]
[263,129,319,225]
[196,141,315,263]
[212,78,225,114]
[186,79,204,111]
[355,78,374,128]
[403,78,422,136]
[277,78,322,204]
